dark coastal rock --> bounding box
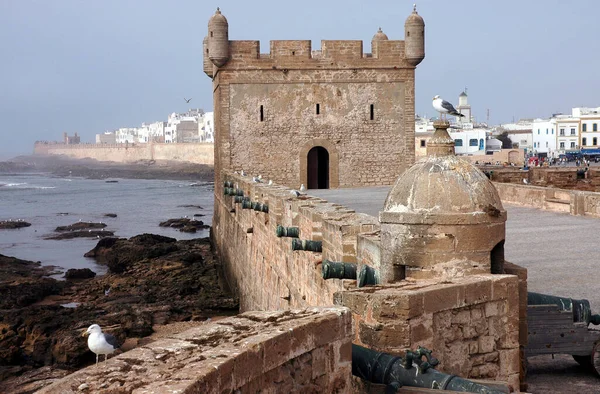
[159,218,210,232]
[105,180,119,183]
[0,220,31,229]
[0,236,238,390]
[64,268,96,280]
[193,213,205,217]
[178,204,204,209]
[84,233,178,273]
[103,213,117,218]
[0,255,64,309]
[44,230,114,240]
[54,222,107,232]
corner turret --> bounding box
[404,4,425,66]
[208,8,229,68]
[203,36,213,77]
[371,27,389,57]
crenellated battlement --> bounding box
[222,39,408,68]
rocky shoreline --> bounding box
[0,234,238,394]
[0,155,214,181]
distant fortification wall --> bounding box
[33,142,214,165]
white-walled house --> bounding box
[574,107,600,154]
[505,130,533,152]
[115,128,139,144]
[199,112,214,142]
[531,118,557,158]
[555,115,580,155]
[449,129,488,155]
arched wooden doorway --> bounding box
[307,146,329,189]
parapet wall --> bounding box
[33,142,214,165]
[38,308,352,393]
[213,171,522,389]
[494,182,600,217]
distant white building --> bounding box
[137,121,166,143]
[498,119,534,131]
[450,129,487,155]
[96,132,116,144]
[505,130,533,152]
[165,109,203,143]
[115,128,139,144]
[531,118,557,158]
[199,112,214,142]
[574,107,600,154]
[555,115,579,155]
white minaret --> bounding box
[456,90,472,124]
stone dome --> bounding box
[383,155,503,216]
[372,27,389,41]
[405,4,424,25]
[209,7,228,25]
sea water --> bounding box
[0,173,213,276]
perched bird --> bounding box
[268,180,273,186]
[432,95,465,119]
[257,174,262,180]
[523,178,529,184]
[299,184,306,192]
[290,190,301,197]
[184,97,192,103]
[252,176,262,183]
[83,324,120,366]
[240,170,246,177]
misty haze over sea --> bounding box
[0,172,213,276]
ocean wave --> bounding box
[0,183,56,190]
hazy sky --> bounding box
[1,0,599,158]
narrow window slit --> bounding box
[370,104,374,120]
[316,104,320,115]
[260,105,264,122]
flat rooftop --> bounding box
[310,186,600,311]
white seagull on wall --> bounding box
[432,95,465,119]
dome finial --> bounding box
[216,7,221,14]
[378,27,382,32]
[413,3,417,12]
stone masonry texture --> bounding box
[37,307,353,394]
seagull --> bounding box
[252,176,262,183]
[290,190,301,197]
[83,324,120,366]
[432,95,465,120]
[240,170,245,177]
[268,180,273,185]
[299,184,306,192]
[184,98,192,103]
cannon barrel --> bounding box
[276,225,299,238]
[352,344,506,394]
[234,196,249,204]
[322,260,357,280]
[358,264,379,287]
[291,239,322,252]
[528,292,600,325]
[223,181,233,188]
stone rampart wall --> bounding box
[213,171,522,389]
[494,182,600,217]
[32,142,214,165]
[38,308,352,393]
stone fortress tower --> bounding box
[204,6,425,189]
